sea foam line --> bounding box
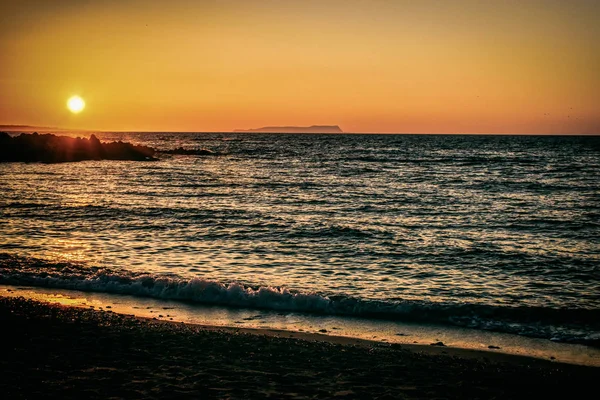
[1,253,599,346]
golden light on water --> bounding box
[67,96,85,114]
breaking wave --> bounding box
[1,253,598,347]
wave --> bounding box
[1,253,598,346]
[289,223,387,239]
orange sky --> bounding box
[1,0,599,134]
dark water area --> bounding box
[1,133,599,344]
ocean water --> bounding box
[1,133,599,346]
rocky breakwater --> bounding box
[0,132,157,163]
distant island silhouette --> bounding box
[0,125,75,132]
[234,125,343,133]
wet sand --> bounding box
[0,296,596,399]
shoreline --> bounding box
[2,283,598,367]
[1,296,597,399]
[144,316,590,369]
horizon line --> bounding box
[1,125,598,136]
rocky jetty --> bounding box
[0,132,156,163]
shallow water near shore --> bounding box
[3,284,598,367]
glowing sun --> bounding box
[67,96,85,113]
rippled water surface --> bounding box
[1,133,599,342]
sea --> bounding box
[1,132,599,364]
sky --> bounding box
[0,0,599,134]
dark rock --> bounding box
[430,341,446,347]
[319,329,328,333]
[0,132,157,163]
[488,345,501,349]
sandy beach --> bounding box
[0,296,596,399]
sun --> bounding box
[67,96,85,113]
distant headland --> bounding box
[0,125,76,132]
[234,125,343,133]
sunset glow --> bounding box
[1,0,598,134]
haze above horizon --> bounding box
[1,0,598,134]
